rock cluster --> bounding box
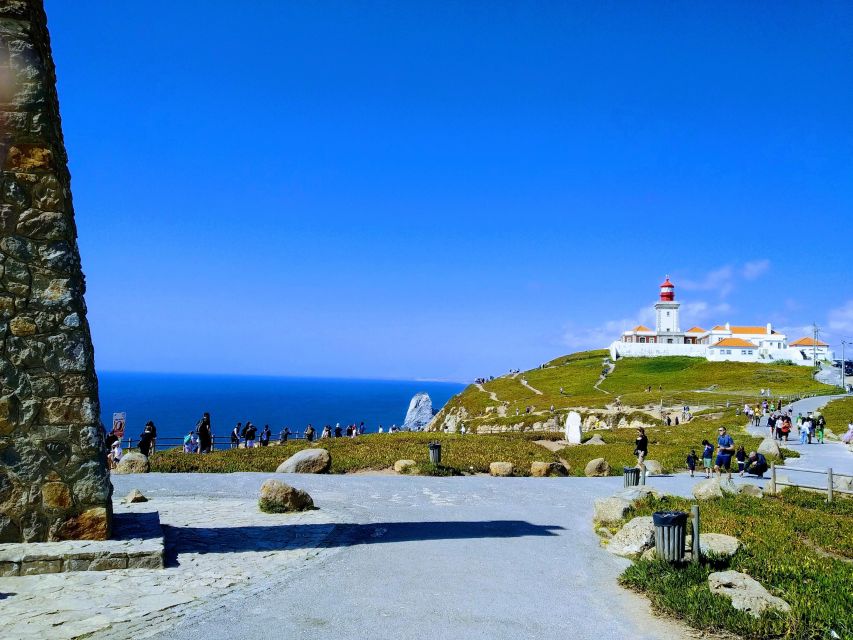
[692,478,763,500]
[258,479,314,513]
[0,2,112,542]
[276,448,331,474]
[529,461,568,477]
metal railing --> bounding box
[120,433,307,452]
[769,462,853,502]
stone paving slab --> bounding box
[0,511,164,577]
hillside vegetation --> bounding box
[431,352,836,433]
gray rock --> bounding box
[738,484,763,498]
[583,434,605,445]
[258,479,314,513]
[607,516,655,558]
[393,459,417,474]
[122,489,148,504]
[489,462,514,477]
[113,452,150,475]
[530,461,568,477]
[615,486,661,502]
[692,478,723,500]
[594,496,632,524]
[402,392,434,431]
[276,448,331,474]
[699,533,740,559]
[584,458,611,477]
[757,438,781,458]
[708,570,791,618]
[643,460,663,476]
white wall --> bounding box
[610,341,707,359]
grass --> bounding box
[821,396,853,436]
[618,490,853,639]
[433,352,837,433]
[148,410,797,476]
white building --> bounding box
[609,277,832,366]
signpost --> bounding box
[112,412,126,440]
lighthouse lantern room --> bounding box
[655,276,681,334]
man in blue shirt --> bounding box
[714,426,736,480]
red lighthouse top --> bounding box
[659,276,675,301]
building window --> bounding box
[726,350,732,355]
[639,337,645,343]
[748,350,753,355]
[667,339,673,343]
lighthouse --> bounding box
[655,276,680,334]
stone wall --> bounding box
[0,0,111,542]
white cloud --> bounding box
[742,259,770,280]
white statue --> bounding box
[565,411,582,444]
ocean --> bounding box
[97,371,465,443]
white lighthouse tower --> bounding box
[655,276,681,336]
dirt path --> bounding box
[519,378,544,395]
[475,383,499,402]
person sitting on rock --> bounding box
[744,451,768,477]
[108,440,123,469]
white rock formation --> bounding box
[403,392,435,430]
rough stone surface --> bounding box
[489,462,514,477]
[529,461,568,477]
[276,448,331,474]
[113,452,150,475]
[594,496,632,524]
[402,392,435,431]
[643,460,663,476]
[393,459,417,473]
[584,458,611,477]
[738,484,763,498]
[757,438,781,458]
[123,489,148,504]
[607,516,655,558]
[258,479,314,513]
[699,533,741,559]
[708,570,791,618]
[0,0,112,541]
[583,434,605,445]
[692,478,724,500]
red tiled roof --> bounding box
[790,337,829,347]
[686,326,707,334]
[711,338,759,348]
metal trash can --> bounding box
[428,441,442,465]
[653,511,688,562]
[623,466,640,487]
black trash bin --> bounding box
[623,466,640,487]
[652,511,688,562]
[428,441,442,465]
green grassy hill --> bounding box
[432,351,837,433]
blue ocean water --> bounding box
[97,372,465,442]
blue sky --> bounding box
[46,1,853,381]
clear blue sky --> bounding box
[46,1,853,381]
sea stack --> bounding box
[402,392,434,430]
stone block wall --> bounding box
[0,0,112,541]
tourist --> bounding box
[815,416,825,444]
[105,427,119,450]
[334,424,343,438]
[841,421,853,444]
[244,422,257,448]
[231,423,242,448]
[460,425,467,435]
[744,451,768,477]
[108,440,123,469]
[145,421,158,453]
[139,426,154,457]
[305,424,315,442]
[321,425,332,439]
[768,414,776,439]
[799,417,810,444]
[686,449,698,477]
[378,425,384,433]
[197,412,212,454]
[260,425,272,446]
[634,428,648,469]
[713,427,735,480]
[183,430,198,453]
[674,416,679,426]
[280,426,291,443]
[735,445,746,476]
[807,415,816,444]
[701,439,714,478]
[358,422,366,435]
[346,425,353,437]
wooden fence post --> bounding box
[828,468,834,503]
[770,462,776,495]
[691,504,700,563]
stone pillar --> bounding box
[0,0,112,542]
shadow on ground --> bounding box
[163,520,564,567]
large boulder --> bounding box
[607,516,655,558]
[276,448,331,474]
[583,434,606,446]
[121,489,148,504]
[757,438,781,458]
[643,460,663,476]
[584,458,611,477]
[693,478,723,500]
[113,452,149,475]
[738,483,764,498]
[708,571,791,618]
[258,479,314,513]
[393,459,417,474]
[530,461,568,477]
[489,462,514,477]
[402,392,434,430]
[594,496,632,524]
[700,533,741,559]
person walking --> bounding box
[139,425,154,457]
[305,424,315,442]
[260,425,271,447]
[686,449,698,477]
[144,421,158,454]
[714,426,735,481]
[197,412,212,454]
[244,422,257,448]
[701,439,714,479]
[815,416,825,444]
[231,423,241,448]
[280,426,291,443]
[634,428,648,470]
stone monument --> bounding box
[0,0,112,542]
[565,411,582,445]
